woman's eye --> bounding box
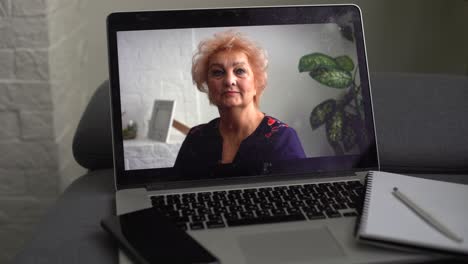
[235,68,246,75]
[210,69,224,77]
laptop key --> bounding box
[223,212,239,220]
[239,211,255,219]
[271,208,286,216]
[154,204,175,213]
[212,207,228,214]
[172,215,189,223]
[244,204,258,211]
[324,210,341,218]
[343,212,358,217]
[290,200,304,207]
[256,210,271,217]
[180,208,196,216]
[166,194,180,199]
[176,222,187,231]
[227,213,305,226]
[190,222,205,230]
[229,205,242,211]
[207,214,222,221]
[206,219,226,228]
[196,207,210,215]
[191,215,205,222]
[286,207,301,215]
[274,201,288,209]
[259,203,274,210]
[306,211,326,220]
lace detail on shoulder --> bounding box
[265,116,289,138]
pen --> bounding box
[392,187,463,243]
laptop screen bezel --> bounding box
[107,5,379,190]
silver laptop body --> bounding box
[107,5,434,264]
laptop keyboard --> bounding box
[150,180,364,231]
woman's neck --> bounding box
[218,105,264,142]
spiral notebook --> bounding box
[355,171,468,256]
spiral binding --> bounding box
[359,171,374,234]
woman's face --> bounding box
[207,50,257,110]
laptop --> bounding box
[107,5,433,264]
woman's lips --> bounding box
[223,91,240,96]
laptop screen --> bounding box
[107,5,378,188]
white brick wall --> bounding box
[14,49,49,80]
[0,111,19,139]
[124,140,182,170]
[19,110,53,140]
[11,16,49,48]
[0,18,13,48]
[47,0,90,189]
[0,50,14,78]
[0,0,63,262]
[12,0,48,17]
[118,29,201,140]
[0,169,26,195]
[0,141,57,172]
[0,0,9,17]
[1,82,52,110]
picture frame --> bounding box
[147,99,176,142]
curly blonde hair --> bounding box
[192,30,268,106]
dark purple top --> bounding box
[174,115,306,175]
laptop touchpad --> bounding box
[238,227,345,264]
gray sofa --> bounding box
[14,73,468,263]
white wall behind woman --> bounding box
[117,29,196,141]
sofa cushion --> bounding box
[370,72,468,173]
[73,80,114,170]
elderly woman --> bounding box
[174,31,305,173]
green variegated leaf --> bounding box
[335,55,354,72]
[309,68,352,89]
[310,99,336,129]
[342,112,358,152]
[298,53,338,72]
[326,110,344,144]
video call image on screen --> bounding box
[117,23,367,171]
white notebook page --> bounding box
[360,171,468,254]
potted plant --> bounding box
[298,52,367,155]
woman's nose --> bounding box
[224,72,236,86]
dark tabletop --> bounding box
[14,169,117,264]
[13,169,468,264]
